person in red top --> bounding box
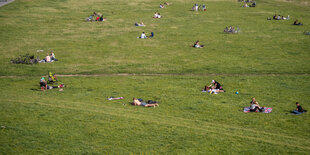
[95,16,100,21]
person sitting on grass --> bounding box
[250,97,263,112]
[135,22,145,27]
[137,32,147,39]
[131,98,159,107]
[202,4,206,11]
[292,102,307,114]
[160,4,165,8]
[50,51,58,61]
[149,31,154,38]
[153,12,161,18]
[293,20,303,25]
[193,40,204,48]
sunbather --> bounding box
[131,98,158,107]
[250,97,263,112]
[292,102,307,114]
[135,22,145,26]
[193,40,204,48]
[45,53,51,62]
[293,20,303,25]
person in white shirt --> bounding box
[139,32,147,39]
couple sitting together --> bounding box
[202,80,225,94]
[153,12,162,18]
[131,98,159,107]
[39,51,58,63]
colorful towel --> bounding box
[243,107,272,113]
[108,97,124,100]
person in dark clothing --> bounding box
[149,31,154,38]
[292,102,307,114]
[210,80,223,90]
[293,20,303,25]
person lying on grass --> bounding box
[131,98,159,107]
[160,4,165,8]
[40,77,64,91]
[250,97,264,112]
[293,20,303,25]
[292,102,307,114]
[135,22,145,26]
[193,40,204,48]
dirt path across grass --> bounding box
[0,73,309,78]
[0,0,14,7]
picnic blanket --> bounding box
[243,107,272,113]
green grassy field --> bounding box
[0,0,309,154]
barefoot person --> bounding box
[131,98,158,107]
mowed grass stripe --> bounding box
[2,99,309,151]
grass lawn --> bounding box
[0,0,309,154]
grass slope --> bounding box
[0,0,309,154]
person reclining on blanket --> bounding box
[40,77,64,91]
[250,97,264,112]
[292,102,307,114]
[135,22,145,26]
[131,97,159,107]
[293,20,303,25]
